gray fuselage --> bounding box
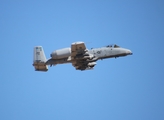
[46,46,132,66]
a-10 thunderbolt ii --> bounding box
[33,41,132,71]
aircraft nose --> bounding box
[126,50,133,55]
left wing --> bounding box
[71,42,96,70]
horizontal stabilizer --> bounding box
[33,46,48,72]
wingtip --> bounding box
[71,41,84,45]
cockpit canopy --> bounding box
[106,44,120,48]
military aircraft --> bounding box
[33,41,132,71]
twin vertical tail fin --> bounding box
[33,46,48,72]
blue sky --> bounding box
[0,0,164,120]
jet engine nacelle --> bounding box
[87,62,97,67]
[51,48,71,59]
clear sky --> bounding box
[0,0,164,120]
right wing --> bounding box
[71,42,97,70]
[71,41,87,57]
